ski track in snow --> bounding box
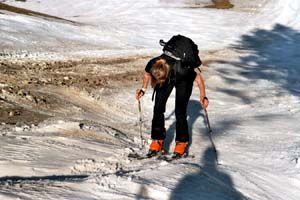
[1,0,300,199]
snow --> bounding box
[1,0,300,200]
[2,0,298,59]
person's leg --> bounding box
[151,82,174,140]
[174,80,194,142]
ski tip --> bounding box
[128,153,145,160]
[128,152,158,160]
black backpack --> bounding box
[160,34,202,68]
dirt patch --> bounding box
[0,2,78,24]
[205,0,234,9]
[0,56,147,89]
[0,56,149,125]
[0,100,49,125]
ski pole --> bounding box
[138,100,144,148]
[204,108,219,165]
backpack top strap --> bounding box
[163,50,181,61]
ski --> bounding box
[128,150,170,160]
[128,152,160,160]
[157,153,195,162]
[128,152,195,162]
[159,153,195,161]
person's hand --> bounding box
[136,88,146,100]
[201,96,209,109]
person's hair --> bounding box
[150,58,170,88]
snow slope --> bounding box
[1,0,300,200]
[2,0,300,58]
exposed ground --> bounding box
[0,56,150,125]
[0,2,77,24]
[206,0,234,9]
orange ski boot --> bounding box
[147,140,165,157]
[173,142,188,159]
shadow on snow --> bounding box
[0,174,88,185]
[170,147,246,200]
[217,23,300,103]
[167,100,246,199]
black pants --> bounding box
[151,79,194,142]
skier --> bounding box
[135,35,209,158]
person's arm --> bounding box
[136,72,151,100]
[195,73,209,109]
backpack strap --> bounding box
[197,67,202,73]
[163,50,181,61]
[173,60,181,83]
[152,84,158,102]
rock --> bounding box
[39,98,47,103]
[23,125,30,131]
[17,90,27,96]
[26,95,38,103]
[15,127,23,132]
[0,83,8,88]
[40,78,48,83]
[79,123,84,129]
[9,110,21,116]
[8,111,15,117]
[1,89,8,94]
